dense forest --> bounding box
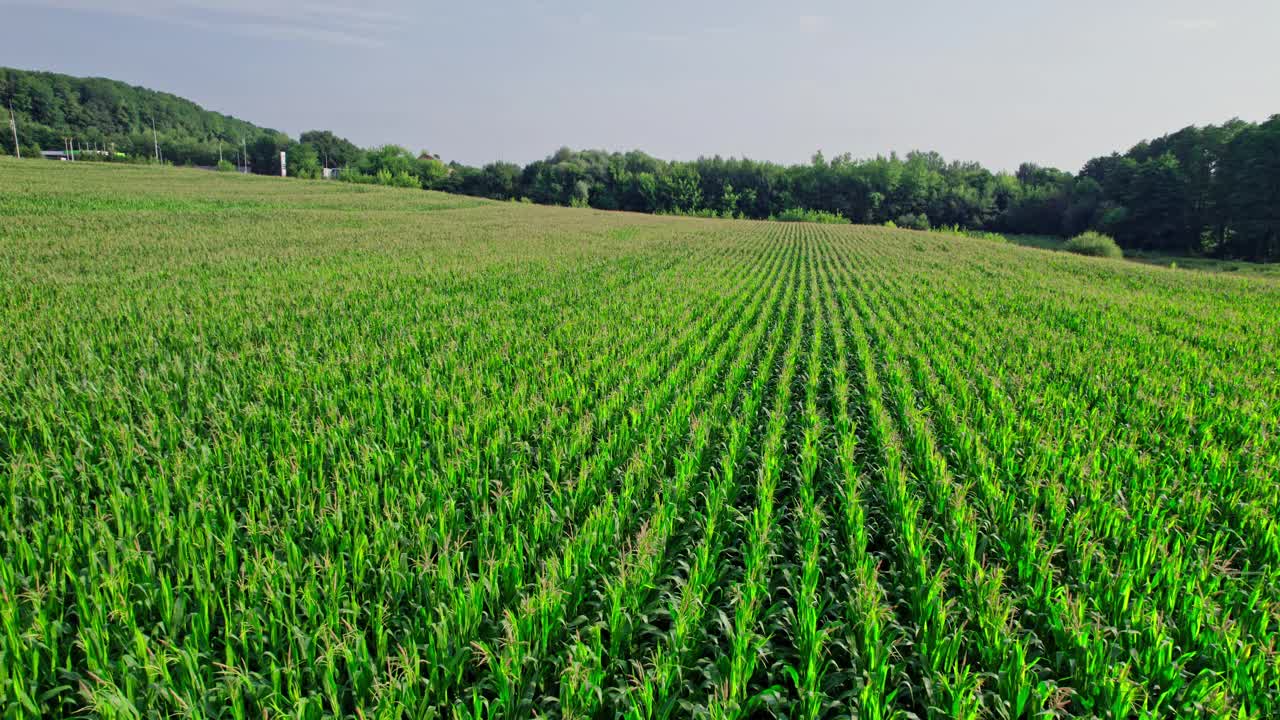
[0,67,270,165]
[3,67,1278,261]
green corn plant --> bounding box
[3,163,1279,719]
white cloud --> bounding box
[2,0,403,46]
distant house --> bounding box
[41,150,70,161]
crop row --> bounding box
[3,184,1279,718]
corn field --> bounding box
[2,159,1279,719]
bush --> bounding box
[7,143,41,159]
[658,207,735,219]
[373,169,421,189]
[937,224,1009,243]
[895,213,931,231]
[292,164,321,180]
[216,159,236,172]
[771,208,850,224]
[1065,231,1123,258]
[337,168,421,188]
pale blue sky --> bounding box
[3,1,1278,170]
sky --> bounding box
[3,0,1278,171]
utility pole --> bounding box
[7,101,19,159]
[151,116,160,163]
[71,137,76,161]
[242,137,248,173]
[218,139,223,165]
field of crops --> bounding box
[2,158,1279,719]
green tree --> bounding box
[249,132,292,175]
[417,154,450,189]
[660,164,702,212]
[287,142,321,179]
[360,145,418,178]
[300,130,363,168]
[1216,116,1280,261]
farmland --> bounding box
[2,158,1279,719]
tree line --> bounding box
[345,121,1280,262]
[3,67,1277,261]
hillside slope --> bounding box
[1,66,274,162]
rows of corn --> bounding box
[2,160,1279,718]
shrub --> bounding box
[339,169,420,188]
[216,159,236,172]
[895,213,931,231]
[1065,231,1123,258]
[340,168,377,185]
[392,171,421,189]
[771,208,850,224]
[570,180,591,207]
[371,169,421,189]
[659,208,735,219]
[936,224,1009,243]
